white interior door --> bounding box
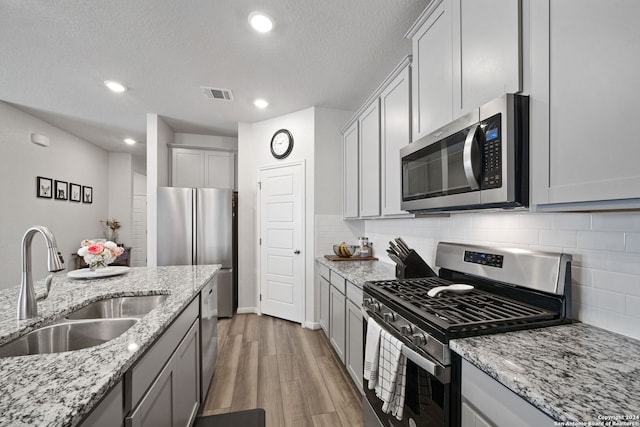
[259,163,304,323]
[132,172,147,267]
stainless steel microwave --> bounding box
[400,94,529,213]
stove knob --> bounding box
[400,325,414,336]
[412,333,427,346]
[370,302,381,312]
[383,312,396,322]
[363,298,373,308]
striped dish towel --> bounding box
[364,317,382,389]
[374,329,407,421]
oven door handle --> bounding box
[402,345,444,380]
[463,124,481,190]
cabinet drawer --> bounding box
[126,297,199,411]
[329,271,346,294]
[346,281,362,306]
[318,263,330,281]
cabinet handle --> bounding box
[294,249,301,254]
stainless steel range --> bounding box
[362,241,572,427]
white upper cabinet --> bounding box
[408,0,453,140]
[341,57,412,220]
[171,147,236,190]
[343,122,359,218]
[359,100,381,218]
[530,0,640,210]
[407,0,522,139]
[172,148,205,188]
[452,0,521,116]
[380,64,411,216]
[204,151,235,189]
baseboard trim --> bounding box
[237,307,257,314]
[303,321,321,330]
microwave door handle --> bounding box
[463,124,481,190]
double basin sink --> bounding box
[0,295,168,358]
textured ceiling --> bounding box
[0,0,429,156]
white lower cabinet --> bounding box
[126,320,200,427]
[345,298,363,392]
[461,359,555,427]
[329,283,346,363]
[80,381,124,427]
[318,273,330,334]
[317,262,364,393]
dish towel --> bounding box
[375,329,408,421]
[364,317,382,389]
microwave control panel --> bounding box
[481,113,502,189]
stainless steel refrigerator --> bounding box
[157,187,237,317]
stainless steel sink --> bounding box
[65,295,168,320]
[0,318,138,358]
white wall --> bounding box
[108,152,133,246]
[146,114,173,267]
[0,101,108,287]
[237,107,316,321]
[362,211,640,341]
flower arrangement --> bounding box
[101,218,121,243]
[77,239,124,270]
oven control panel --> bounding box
[464,250,504,268]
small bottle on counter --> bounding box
[359,237,370,258]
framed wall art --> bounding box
[82,186,93,204]
[36,176,52,199]
[69,183,81,202]
[54,180,68,200]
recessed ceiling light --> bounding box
[124,138,136,145]
[248,12,273,33]
[104,80,127,93]
[254,99,269,109]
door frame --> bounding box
[256,160,306,323]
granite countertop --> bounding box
[451,322,640,424]
[316,256,396,288]
[0,264,219,427]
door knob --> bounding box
[294,250,300,254]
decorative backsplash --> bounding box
[316,211,640,341]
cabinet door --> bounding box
[319,273,330,335]
[411,0,453,140]
[453,0,521,116]
[461,401,492,427]
[380,65,411,216]
[345,299,364,392]
[172,149,204,187]
[343,122,359,218]
[172,321,200,427]
[126,321,200,427]
[359,100,381,217]
[329,285,346,363]
[531,0,640,208]
[205,151,235,189]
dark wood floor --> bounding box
[200,314,364,427]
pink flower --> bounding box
[87,243,105,255]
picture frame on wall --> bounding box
[54,180,68,200]
[69,183,81,202]
[82,186,93,204]
[36,176,53,199]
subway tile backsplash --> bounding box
[315,211,640,341]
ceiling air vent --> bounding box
[201,86,234,101]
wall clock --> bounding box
[270,129,294,159]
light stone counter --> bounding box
[316,256,396,288]
[451,322,640,424]
[0,264,219,427]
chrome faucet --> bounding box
[17,226,65,320]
